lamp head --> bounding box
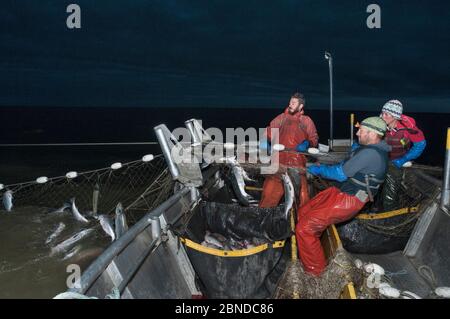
[324,51,332,60]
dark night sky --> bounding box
[1,0,450,112]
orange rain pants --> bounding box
[295,187,367,276]
[259,171,310,209]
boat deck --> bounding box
[353,251,432,297]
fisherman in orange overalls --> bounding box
[259,92,318,209]
[297,117,390,276]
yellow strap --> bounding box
[447,128,450,150]
[340,282,357,299]
[330,224,342,248]
[180,238,285,257]
[290,208,298,261]
[356,206,419,220]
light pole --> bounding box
[325,51,333,150]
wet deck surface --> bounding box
[353,251,432,297]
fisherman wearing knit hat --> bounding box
[379,99,427,210]
[380,99,426,166]
[360,116,387,137]
[381,100,403,120]
[299,116,390,276]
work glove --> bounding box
[259,139,270,150]
[392,140,426,168]
[307,165,322,176]
[259,139,271,155]
[351,141,360,152]
[392,157,408,169]
[307,163,348,182]
[295,140,310,153]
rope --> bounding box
[53,292,98,299]
[1,154,173,226]
[53,287,120,299]
[418,265,437,289]
[337,165,441,238]
[0,142,159,147]
[359,212,421,237]
[2,155,163,188]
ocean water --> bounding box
[0,106,448,298]
[0,205,109,298]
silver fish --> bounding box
[204,231,224,248]
[49,202,71,214]
[114,203,128,239]
[241,167,254,182]
[70,198,89,223]
[92,183,99,214]
[98,214,115,242]
[45,222,66,245]
[281,173,294,219]
[62,245,81,261]
[211,232,227,243]
[229,162,253,206]
[50,228,94,256]
[2,190,13,212]
[68,247,104,265]
[200,241,222,250]
[226,157,254,181]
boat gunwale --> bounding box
[70,187,191,295]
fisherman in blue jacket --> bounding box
[296,117,391,276]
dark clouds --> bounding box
[0,0,449,112]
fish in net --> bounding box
[1,154,174,225]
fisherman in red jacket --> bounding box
[259,92,318,208]
[379,100,426,210]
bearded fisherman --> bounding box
[259,92,318,208]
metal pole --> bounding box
[154,124,180,180]
[185,119,201,144]
[325,51,333,150]
[441,128,450,211]
[330,57,333,150]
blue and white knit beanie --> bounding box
[381,100,403,119]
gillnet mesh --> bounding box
[357,168,441,237]
[309,167,441,238]
[1,154,174,224]
[274,248,358,299]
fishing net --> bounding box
[1,154,174,224]
[309,167,442,238]
[274,248,359,299]
[357,168,441,238]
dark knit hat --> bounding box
[381,100,403,119]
